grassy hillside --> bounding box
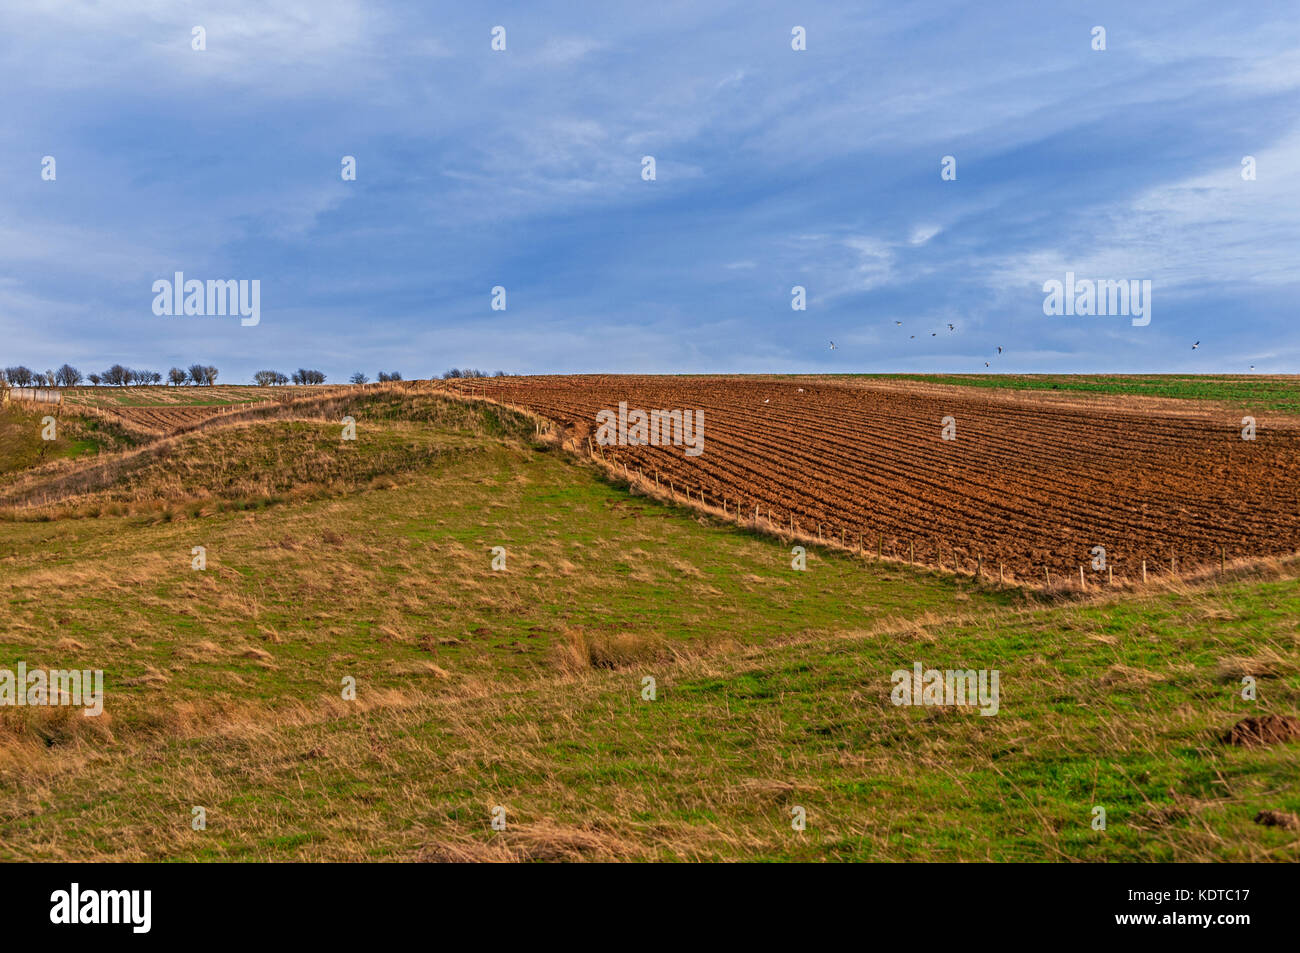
[0,401,135,477]
[0,390,511,513]
[0,392,1296,861]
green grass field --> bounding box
[847,374,1300,416]
[0,388,1296,860]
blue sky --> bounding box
[3,1,1298,382]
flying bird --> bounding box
[997,346,1003,354]
[947,323,955,331]
[984,362,990,367]
[895,321,903,326]
[829,340,837,350]
[1192,341,1200,350]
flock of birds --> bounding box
[822,328,1229,369]
[828,321,1007,369]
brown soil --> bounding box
[1253,810,1299,828]
[1223,714,1300,748]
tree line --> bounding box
[3,364,85,387]
[2,363,218,387]
[253,369,327,385]
[442,368,507,379]
[5,363,511,389]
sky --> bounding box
[3,0,1299,383]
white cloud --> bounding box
[909,225,941,246]
[989,128,1300,294]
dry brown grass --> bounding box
[550,627,677,672]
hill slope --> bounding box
[0,392,1296,861]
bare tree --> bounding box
[55,364,83,387]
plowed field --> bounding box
[466,375,1300,581]
[62,386,343,436]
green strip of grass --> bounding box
[844,374,1300,415]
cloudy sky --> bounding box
[3,1,1298,382]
